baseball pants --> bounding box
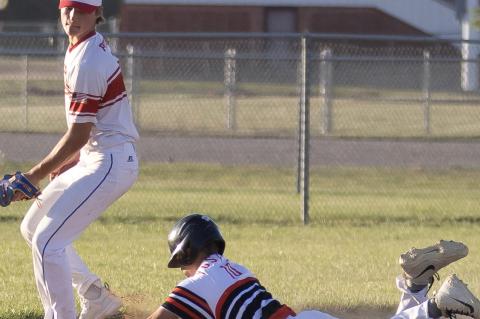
[20,143,138,319]
[288,276,430,319]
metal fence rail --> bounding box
[2,32,480,137]
[2,32,480,224]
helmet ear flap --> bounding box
[168,235,201,268]
[168,237,189,268]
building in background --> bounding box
[120,0,463,37]
[120,0,480,90]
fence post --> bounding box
[126,44,139,129]
[423,50,431,135]
[320,48,333,135]
[224,48,237,130]
[23,55,29,131]
[108,18,119,54]
[57,23,67,54]
[297,36,311,225]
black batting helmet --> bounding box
[167,213,226,268]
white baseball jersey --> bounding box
[162,254,296,319]
[64,31,139,151]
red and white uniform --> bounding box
[20,32,139,319]
[64,31,139,150]
[162,255,435,319]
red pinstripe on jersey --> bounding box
[215,277,257,318]
[270,305,296,319]
[163,286,213,319]
[173,287,213,316]
[165,297,203,319]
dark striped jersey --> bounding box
[162,254,296,319]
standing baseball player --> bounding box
[16,0,139,318]
[147,214,480,319]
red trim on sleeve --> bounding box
[269,305,296,319]
[165,297,202,319]
[70,99,99,114]
[215,277,257,319]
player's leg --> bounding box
[395,240,468,314]
[20,174,68,246]
[54,166,104,296]
[289,275,480,319]
[20,172,107,317]
[394,275,429,315]
[391,274,480,319]
[30,149,137,319]
[20,174,74,317]
[73,145,138,319]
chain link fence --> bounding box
[2,32,480,224]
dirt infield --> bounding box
[2,132,480,169]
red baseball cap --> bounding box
[59,0,101,13]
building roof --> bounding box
[122,0,457,7]
[121,0,403,5]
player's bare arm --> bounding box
[146,306,179,319]
[24,122,93,186]
[49,151,81,181]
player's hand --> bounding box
[10,171,40,202]
[13,171,41,202]
[0,172,41,207]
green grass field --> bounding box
[1,163,480,319]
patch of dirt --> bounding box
[108,293,151,319]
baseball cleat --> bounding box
[399,240,468,286]
[435,274,480,318]
[78,283,122,319]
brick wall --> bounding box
[120,5,426,35]
[299,7,425,35]
[120,5,263,32]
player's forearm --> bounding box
[50,151,80,175]
[29,137,82,179]
[27,123,92,183]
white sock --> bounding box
[84,280,102,300]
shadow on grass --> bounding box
[0,312,43,319]
[326,304,396,319]
[0,304,398,319]
[97,213,480,228]
[0,215,22,223]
